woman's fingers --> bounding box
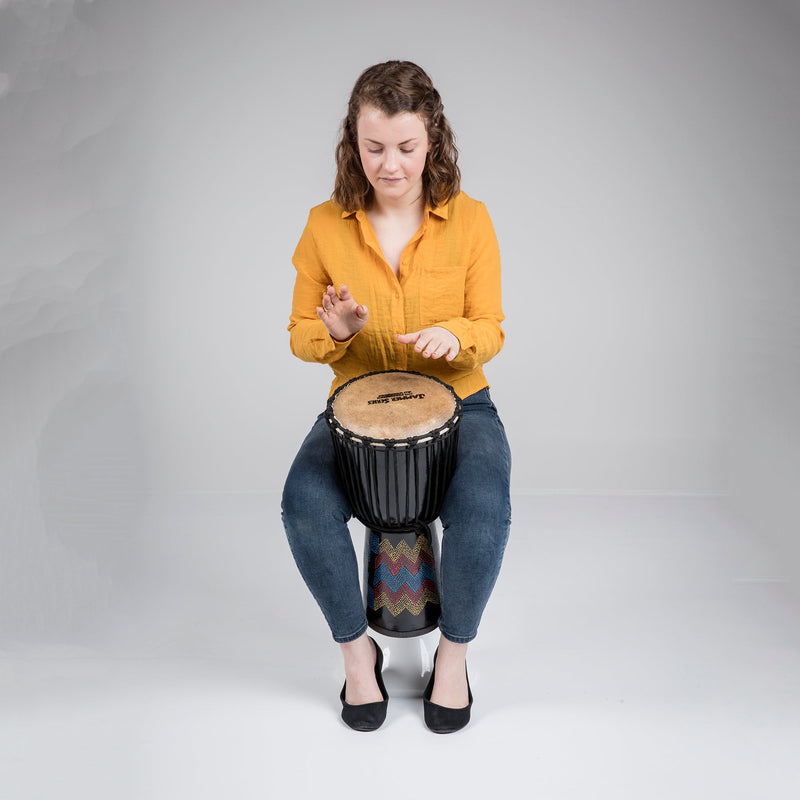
[318,285,368,340]
[396,327,459,360]
[338,284,353,302]
[320,286,333,313]
[321,284,359,312]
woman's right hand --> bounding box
[316,284,369,342]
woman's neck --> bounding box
[369,192,425,220]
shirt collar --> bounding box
[341,202,449,220]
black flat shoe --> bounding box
[422,647,473,734]
[340,637,388,731]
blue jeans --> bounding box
[281,388,512,643]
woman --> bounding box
[282,61,511,733]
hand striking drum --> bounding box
[325,370,462,637]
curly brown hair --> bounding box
[333,61,461,212]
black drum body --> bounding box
[328,412,460,532]
[325,371,461,637]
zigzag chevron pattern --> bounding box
[369,588,441,617]
[371,579,438,606]
[368,532,440,617]
[370,535,433,560]
[372,562,437,592]
[374,549,435,575]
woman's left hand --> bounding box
[396,327,460,361]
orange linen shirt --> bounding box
[288,190,505,399]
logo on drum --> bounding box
[367,390,426,405]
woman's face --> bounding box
[356,105,430,209]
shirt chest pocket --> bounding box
[419,265,467,325]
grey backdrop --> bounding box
[1,0,799,641]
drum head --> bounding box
[330,371,458,440]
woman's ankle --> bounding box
[431,638,470,708]
[340,635,382,705]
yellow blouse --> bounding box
[288,190,505,399]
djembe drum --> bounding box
[325,370,462,637]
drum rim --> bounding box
[324,369,462,447]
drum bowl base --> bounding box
[364,527,441,639]
[367,619,440,638]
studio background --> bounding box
[3,0,798,631]
[1,1,799,796]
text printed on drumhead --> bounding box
[367,391,426,405]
